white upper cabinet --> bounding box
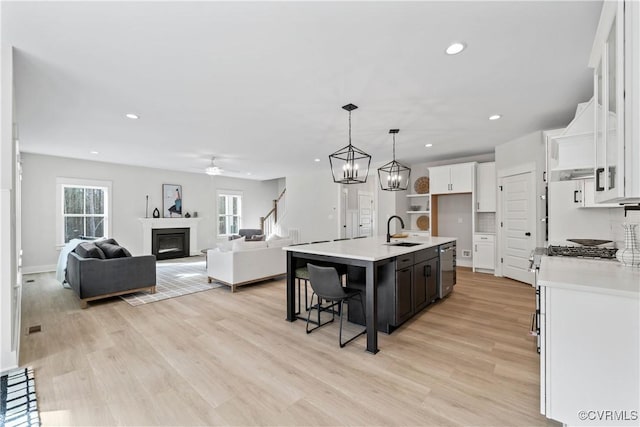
[476,162,496,212]
[429,166,452,194]
[589,0,640,203]
[572,178,621,208]
[429,162,475,194]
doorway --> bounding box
[499,171,536,285]
[357,192,374,237]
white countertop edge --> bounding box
[538,279,640,299]
[538,256,640,299]
[282,236,456,262]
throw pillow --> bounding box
[246,234,265,241]
[228,234,242,241]
[237,240,268,250]
[230,236,247,251]
[99,237,119,246]
[95,241,129,259]
[74,242,106,259]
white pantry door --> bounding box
[500,172,535,285]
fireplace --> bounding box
[152,228,190,260]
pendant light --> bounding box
[329,104,371,184]
[377,129,411,191]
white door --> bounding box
[358,193,374,237]
[500,172,535,285]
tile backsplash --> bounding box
[476,212,496,233]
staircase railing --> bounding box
[260,188,286,237]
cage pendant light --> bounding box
[378,129,411,191]
[329,104,371,184]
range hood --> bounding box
[548,99,595,181]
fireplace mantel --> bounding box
[139,218,202,256]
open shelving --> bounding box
[405,193,431,233]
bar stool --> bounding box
[306,264,366,348]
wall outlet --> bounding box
[462,250,471,257]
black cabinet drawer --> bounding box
[414,247,438,264]
[396,254,415,270]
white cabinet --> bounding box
[475,162,496,212]
[590,0,640,203]
[429,162,475,194]
[540,285,639,424]
[572,178,621,208]
[429,167,452,194]
[473,234,495,272]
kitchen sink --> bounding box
[388,242,421,247]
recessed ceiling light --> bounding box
[246,172,252,176]
[90,151,99,155]
[425,144,433,148]
[125,113,139,120]
[489,114,502,120]
[314,158,321,162]
[445,42,466,55]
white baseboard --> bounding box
[457,259,472,268]
[22,264,56,275]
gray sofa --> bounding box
[65,239,156,308]
[228,228,264,241]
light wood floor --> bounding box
[20,266,558,426]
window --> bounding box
[56,178,111,245]
[217,191,242,236]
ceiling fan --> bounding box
[205,157,224,175]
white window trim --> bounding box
[55,177,113,248]
[216,189,243,238]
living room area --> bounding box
[4,1,624,426]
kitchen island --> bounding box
[537,256,639,425]
[283,235,456,354]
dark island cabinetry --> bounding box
[348,246,440,333]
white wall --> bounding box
[279,170,340,243]
[21,153,280,271]
[436,193,473,266]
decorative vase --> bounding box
[152,208,160,218]
[185,212,191,218]
[616,223,640,267]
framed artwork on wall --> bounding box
[163,184,182,218]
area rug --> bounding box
[0,367,40,427]
[120,258,223,306]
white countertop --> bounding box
[538,256,640,299]
[283,236,456,262]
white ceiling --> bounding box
[3,1,603,180]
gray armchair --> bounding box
[66,250,156,308]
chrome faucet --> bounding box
[386,215,405,243]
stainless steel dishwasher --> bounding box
[438,242,456,298]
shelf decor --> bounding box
[416,215,430,231]
[378,129,411,191]
[329,104,371,184]
[414,176,430,194]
